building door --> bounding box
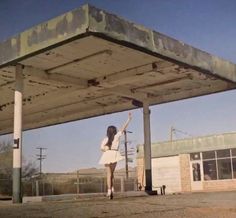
[152,156,181,194]
[190,160,203,191]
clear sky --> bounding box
[0,0,236,173]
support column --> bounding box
[143,101,152,191]
[124,130,129,179]
[12,64,23,203]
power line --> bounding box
[174,128,193,137]
[170,126,193,141]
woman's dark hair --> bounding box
[106,126,117,148]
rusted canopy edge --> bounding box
[87,5,236,83]
[0,4,236,83]
[0,4,90,68]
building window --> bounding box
[203,160,217,180]
[191,149,236,181]
[190,152,200,161]
[232,148,236,157]
[233,158,236,178]
[202,151,215,159]
[217,149,230,158]
[202,149,236,181]
[217,159,232,179]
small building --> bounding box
[136,132,236,194]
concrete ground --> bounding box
[0,191,236,218]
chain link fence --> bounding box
[77,174,138,194]
[1,170,138,197]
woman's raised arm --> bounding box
[120,112,132,133]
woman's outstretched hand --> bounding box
[128,112,132,120]
[120,112,132,133]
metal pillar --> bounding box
[143,101,152,191]
[124,130,129,179]
[12,64,23,203]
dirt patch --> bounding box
[0,191,236,218]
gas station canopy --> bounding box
[0,4,236,135]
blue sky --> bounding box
[0,0,236,172]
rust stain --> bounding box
[96,102,107,107]
[47,49,111,72]
[0,80,14,87]
[0,101,14,111]
[134,76,190,90]
[1,74,14,79]
[23,92,49,104]
[88,79,100,86]
[28,80,51,86]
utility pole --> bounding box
[170,126,175,142]
[124,130,132,179]
[170,126,193,140]
[36,147,47,177]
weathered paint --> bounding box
[0,37,21,67]
[152,31,236,82]
[89,5,154,52]
[88,6,236,83]
[0,5,89,67]
[1,4,235,83]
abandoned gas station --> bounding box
[0,4,236,203]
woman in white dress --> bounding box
[99,113,132,199]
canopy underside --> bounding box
[0,4,235,135]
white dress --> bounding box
[99,131,124,164]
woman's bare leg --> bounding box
[105,164,112,190]
[110,162,117,191]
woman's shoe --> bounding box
[111,187,114,193]
[106,189,113,199]
[109,192,113,200]
[106,189,111,197]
